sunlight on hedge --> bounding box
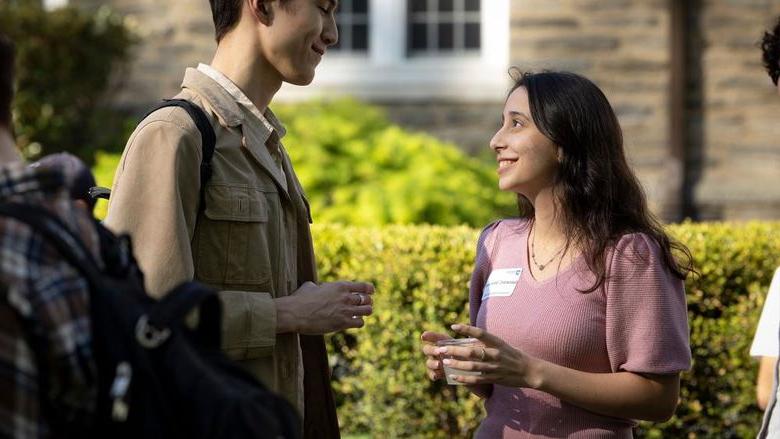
[315,221,780,437]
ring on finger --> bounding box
[478,347,486,361]
[353,293,364,306]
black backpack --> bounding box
[0,202,301,439]
[90,98,217,210]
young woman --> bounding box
[421,71,694,438]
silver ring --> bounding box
[354,293,364,306]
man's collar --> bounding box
[185,65,286,139]
[181,67,244,128]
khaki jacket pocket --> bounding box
[194,184,273,285]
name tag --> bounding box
[482,268,522,300]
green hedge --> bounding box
[314,221,780,438]
[1,1,135,164]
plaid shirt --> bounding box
[0,161,100,438]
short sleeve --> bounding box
[469,221,501,326]
[605,233,691,374]
[750,268,780,357]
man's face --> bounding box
[258,0,339,86]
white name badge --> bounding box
[482,268,522,300]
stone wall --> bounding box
[509,0,675,215]
[76,0,216,108]
[692,0,780,220]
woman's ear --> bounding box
[248,0,274,26]
[556,146,565,163]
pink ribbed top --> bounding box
[469,219,691,439]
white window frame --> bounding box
[277,0,510,102]
[44,0,68,9]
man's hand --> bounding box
[276,281,374,334]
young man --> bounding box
[105,1,374,436]
[0,33,99,438]
[756,15,780,439]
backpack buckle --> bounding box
[135,315,171,348]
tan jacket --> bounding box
[105,68,339,437]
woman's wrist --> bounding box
[524,356,547,390]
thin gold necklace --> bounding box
[529,222,566,271]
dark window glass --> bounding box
[438,22,454,49]
[407,0,481,54]
[465,0,480,12]
[353,0,368,14]
[331,0,369,52]
[464,21,480,49]
[353,24,369,50]
[410,0,428,13]
[410,22,427,50]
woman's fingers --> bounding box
[422,343,441,356]
[435,345,498,361]
[450,324,503,347]
[426,358,442,370]
[421,331,451,343]
[442,358,497,372]
[451,374,487,385]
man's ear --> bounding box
[248,0,274,26]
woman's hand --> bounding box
[420,331,451,381]
[436,324,540,388]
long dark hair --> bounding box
[511,70,695,292]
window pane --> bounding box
[464,22,480,49]
[353,0,368,14]
[438,22,454,50]
[439,0,454,12]
[410,0,428,13]
[465,0,480,12]
[410,22,428,50]
[353,24,369,50]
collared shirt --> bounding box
[0,161,100,438]
[196,63,288,191]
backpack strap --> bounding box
[143,99,217,213]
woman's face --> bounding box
[490,86,560,197]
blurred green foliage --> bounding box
[314,221,780,438]
[91,150,120,219]
[1,0,135,164]
[274,99,515,227]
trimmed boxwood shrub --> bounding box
[314,221,780,438]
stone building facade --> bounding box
[73,0,780,221]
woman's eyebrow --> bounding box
[508,111,531,120]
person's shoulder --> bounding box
[131,92,214,147]
[476,217,529,251]
[612,232,660,259]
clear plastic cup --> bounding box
[436,338,483,385]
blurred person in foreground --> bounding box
[420,70,695,438]
[104,1,374,435]
[0,33,100,438]
[755,15,780,439]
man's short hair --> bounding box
[209,0,244,42]
[762,16,780,85]
[0,33,15,128]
